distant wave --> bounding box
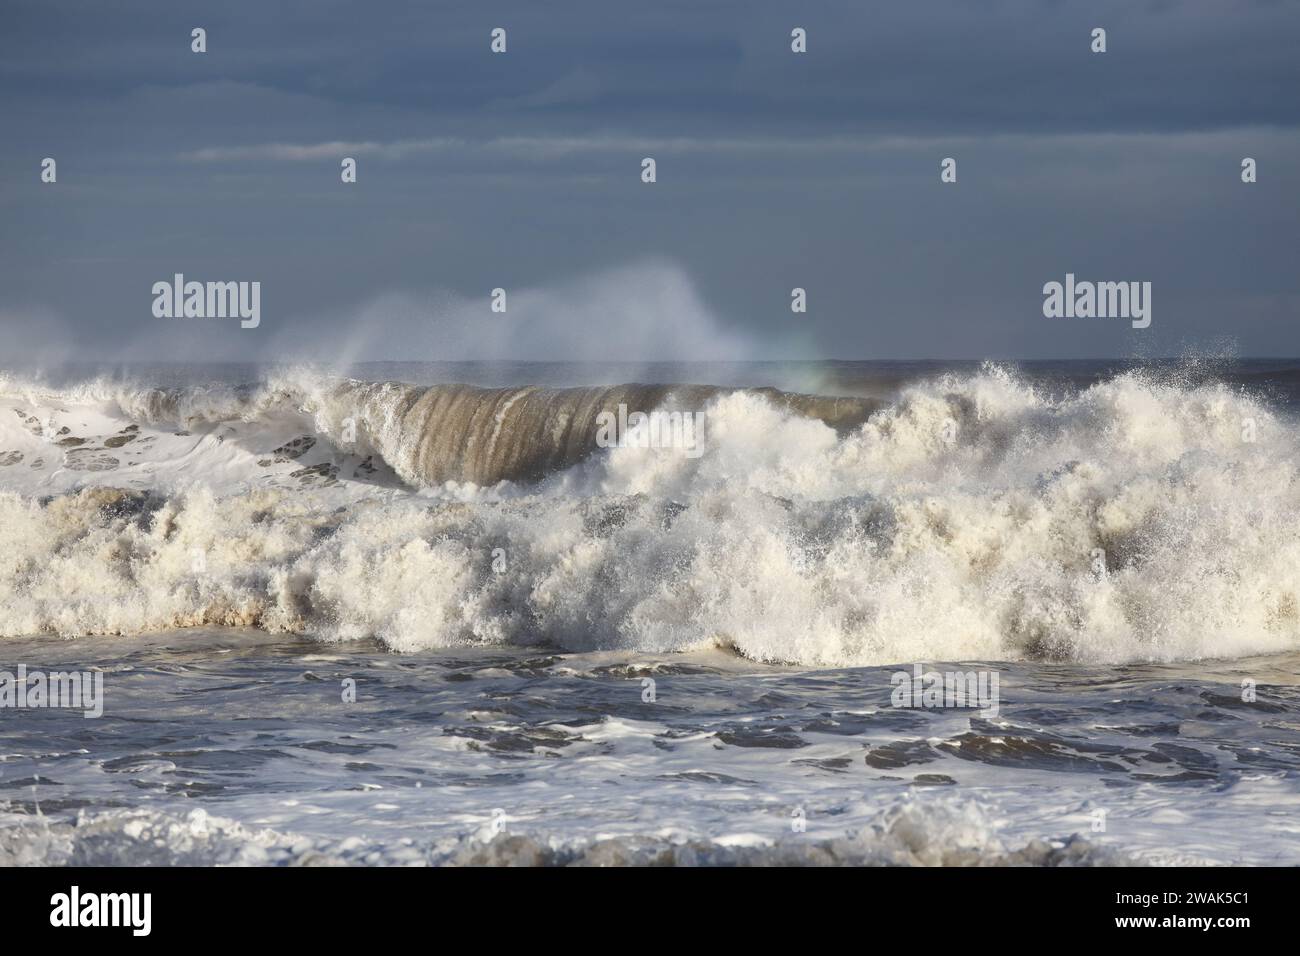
[1,365,1297,665]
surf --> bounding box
[0,364,1296,667]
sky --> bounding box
[1,0,1298,363]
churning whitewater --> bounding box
[0,364,1297,665]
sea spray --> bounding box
[0,366,1296,665]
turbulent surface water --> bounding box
[1,630,1296,866]
[1,359,1298,864]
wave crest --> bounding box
[0,366,1297,665]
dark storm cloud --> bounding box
[5,0,1298,134]
[0,0,1297,361]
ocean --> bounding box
[1,359,1298,865]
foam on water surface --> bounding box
[1,362,1298,865]
[0,365,1296,665]
[0,630,1296,866]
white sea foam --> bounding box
[0,366,1296,665]
[0,799,1132,867]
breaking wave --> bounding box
[1,365,1297,666]
[0,799,1132,867]
[0,371,879,486]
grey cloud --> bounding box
[0,0,1297,364]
